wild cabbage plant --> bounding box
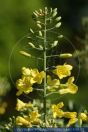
[5,7,88,130]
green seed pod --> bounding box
[39,31,42,37]
[30,28,34,34]
[55,16,61,21]
[20,51,31,57]
[37,24,42,29]
[59,53,72,58]
[55,22,61,28]
[28,42,35,48]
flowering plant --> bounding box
[4,7,88,130]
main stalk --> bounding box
[43,8,47,123]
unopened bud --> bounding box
[39,31,42,37]
[37,24,42,29]
[30,28,34,34]
[28,42,35,48]
[55,17,61,21]
[55,22,61,28]
[59,53,72,58]
[20,51,31,57]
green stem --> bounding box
[43,7,47,123]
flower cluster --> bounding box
[16,99,41,127]
[16,67,45,96]
[52,102,88,127]
[47,64,78,95]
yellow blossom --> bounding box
[16,116,31,127]
[29,111,41,124]
[53,64,73,79]
[79,113,88,121]
[64,112,77,118]
[16,76,33,96]
[59,77,78,94]
[78,112,88,126]
[33,70,45,84]
[16,99,33,111]
[52,102,64,118]
[47,75,60,91]
[66,117,78,127]
[64,112,78,127]
[22,67,45,84]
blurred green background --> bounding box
[0,0,88,119]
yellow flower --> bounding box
[16,116,31,127]
[79,113,88,121]
[16,76,33,96]
[29,111,41,124]
[53,64,73,79]
[33,70,45,84]
[22,67,31,76]
[78,112,88,126]
[66,117,78,127]
[52,102,64,118]
[16,99,33,111]
[64,112,78,127]
[59,77,78,94]
[64,112,77,118]
[22,67,45,84]
[47,75,60,91]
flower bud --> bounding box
[55,16,61,21]
[39,31,43,37]
[55,22,61,28]
[37,24,42,29]
[20,51,31,57]
[28,42,35,48]
[52,12,57,18]
[30,28,34,34]
[33,12,38,18]
[59,53,72,58]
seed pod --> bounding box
[37,24,42,29]
[28,42,35,48]
[20,51,31,57]
[39,31,42,37]
[59,53,72,58]
[30,28,34,34]
[55,17,61,21]
[55,22,61,28]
